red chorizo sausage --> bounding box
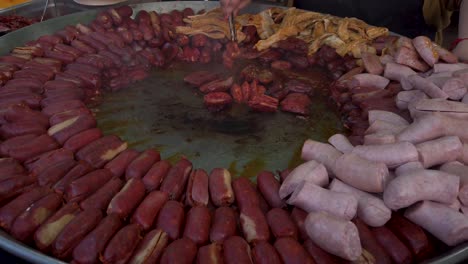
[386,214,432,261]
[25,148,74,175]
[209,168,235,207]
[290,207,310,241]
[183,205,211,245]
[65,169,113,203]
[239,206,270,243]
[41,100,85,117]
[72,214,122,264]
[63,128,102,152]
[125,149,160,179]
[232,177,259,211]
[101,223,141,264]
[210,206,237,243]
[80,178,123,212]
[0,187,51,231]
[76,135,128,169]
[131,191,168,231]
[107,178,146,219]
[223,236,253,264]
[160,158,193,200]
[303,239,346,264]
[8,134,59,163]
[353,218,392,264]
[156,200,185,240]
[104,149,140,178]
[0,121,46,139]
[266,208,298,239]
[160,237,198,264]
[141,160,171,191]
[257,171,285,208]
[196,243,224,264]
[128,229,169,264]
[252,241,282,264]
[53,161,93,194]
[37,159,76,187]
[186,169,209,207]
[34,203,80,252]
[53,209,103,259]
[372,226,413,264]
[0,174,37,202]
[10,193,62,243]
[274,237,315,264]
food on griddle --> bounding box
[0,3,468,264]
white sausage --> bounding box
[395,90,428,110]
[383,169,459,210]
[301,139,342,174]
[351,142,419,168]
[433,63,468,73]
[278,160,328,199]
[365,120,407,135]
[328,134,354,154]
[408,74,449,99]
[384,62,417,82]
[329,178,391,227]
[416,136,463,168]
[404,201,468,246]
[349,74,390,90]
[394,161,424,176]
[368,110,409,126]
[397,113,446,144]
[288,181,358,220]
[305,211,362,261]
[334,153,389,193]
[440,161,468,205]
[364,133,396,145]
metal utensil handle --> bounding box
[228,14,237,42]
[40,0,50,22]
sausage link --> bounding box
[209,168,235,207]
[10,192,62,242]
[48,108,91,126]
[34,203,80,252]
[76,135,128,169]
[125,149,160,179]
[186,169,209,207]
[141,160,171,191]
[131,191,168,230]
[128,229,169,264]
[239,206,270,243]
[107,178,146,219]
[303,239,346,264]
[37,159,76,187]
[0,134,37,157]
[372,226,413,264]
[160,237,198,264]
[101,223,141,264]
[232,177,259,211]
[0,187,51,231]
[257,171,285,208]
[7,134,59,162]
[0,174,37,202]
[386,214,432,261]
[80,178,124,212]
[41,100,85,117]
[52,209,103,259]
[25,148,74,175]
[72,214,122,264]
[183,205,211,245]
[104,149,140,178]
[197,243,223,264]
[53,161,93,194]
[266,208,298,239]
[0,120,47,139]
[210,206,237,243]
[353,218,392,264]
[65,169,113,203]
[160,158,193,200]
[156,200,185,240]
[63,128,102,152]
[252,241,282,264]
[274,237,315,264]
[223,236,253,264]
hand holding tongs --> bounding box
[228,14,237,42]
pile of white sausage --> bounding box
[280,35,468,261]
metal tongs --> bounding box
[228,14,237,42]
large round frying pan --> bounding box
[0,1,467,264]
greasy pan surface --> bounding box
[0,1,466,264]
